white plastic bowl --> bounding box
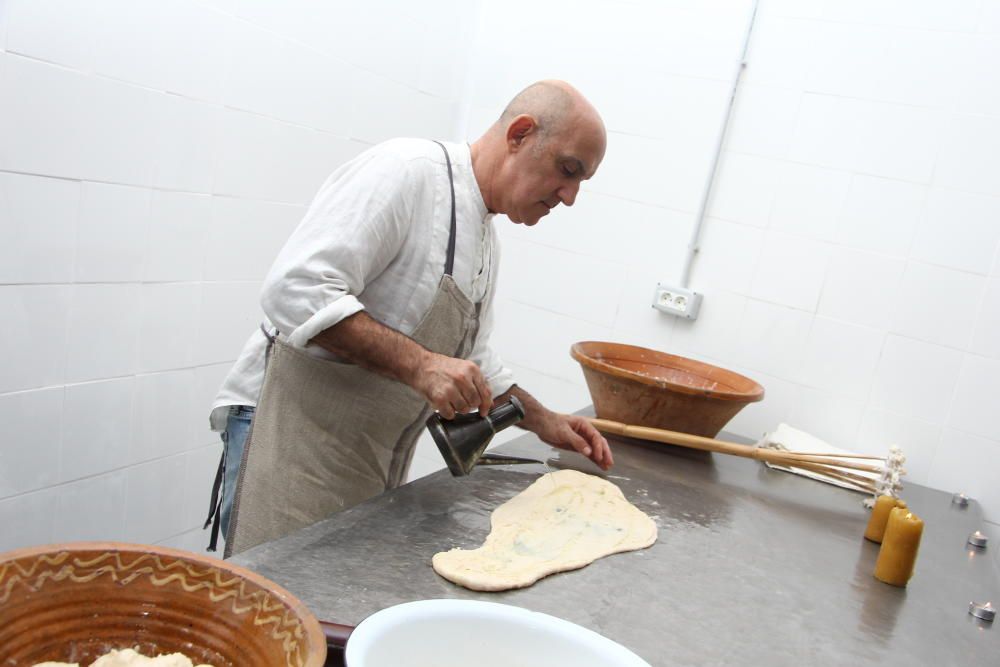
[344,599,651,667]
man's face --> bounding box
[501,117,606,226]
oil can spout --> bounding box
[426,396,541,476]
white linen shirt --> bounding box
[210,139,514,431]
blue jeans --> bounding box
[220,405,255,539]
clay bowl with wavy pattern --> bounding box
[0,542,326,667]
[571,341,764,438]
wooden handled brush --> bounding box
[588,418,904,496]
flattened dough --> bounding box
[34,648,213,667]
[432,470,657,591]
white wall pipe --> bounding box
[678,0,760,288]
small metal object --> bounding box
[969,601,996,622]
[952,492,970,507]
[968,531,989,549]
[427,396,542,476]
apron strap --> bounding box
[432,140,458,277]
[203,447,226,552]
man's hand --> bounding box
[412,352,492,419]
[312,313,493,420]
[497,386,614,471]
[534,412,613,470]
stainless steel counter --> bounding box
[233,427,999,666]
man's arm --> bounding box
[310,311,492,419]
[495,385,613,471]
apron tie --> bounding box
[203,447,226,552]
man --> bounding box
[206,80,613,556]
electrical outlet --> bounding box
[652,283,703,320]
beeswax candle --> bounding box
[874,508,923,587]
[864,495,907,543]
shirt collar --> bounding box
[454,142,491,223]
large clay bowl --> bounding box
[0,542,326,667]
[571,341,764,438]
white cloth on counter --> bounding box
[210,139,514,431]
[757,423,902,496]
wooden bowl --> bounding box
[0,542,326,667]
[570,341,764,437]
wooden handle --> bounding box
[319,620,353,648]
[589,417,764,458]
[587,418,882,475]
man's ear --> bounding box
[506,115,537,152]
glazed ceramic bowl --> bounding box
[0,542,326,667]
[571,341,764,437]
[344,599,650,666]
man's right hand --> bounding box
[412,352,492,419]
[312,313,492,420]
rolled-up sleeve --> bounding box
[260,150,412,348]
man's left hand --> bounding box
[534,412,613,471]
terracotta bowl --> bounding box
[0,542,326,667]
[571,341,764,438]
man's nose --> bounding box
[558,181,580,207]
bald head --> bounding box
[470,80,606,225]
[495,80,604,146]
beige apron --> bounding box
[225,142,482,557]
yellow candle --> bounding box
[874,508,923,587]
[864,495,907,543]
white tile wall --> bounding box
[870,335,963,424]
[805,24,962,109]
[130,370,199,465]
[53,471,128,542]
[708,153,781,227]
[64,284,141,383]
[749,232,830,311]
[889,262,985,349]
[0,285,71,393]
[913,188,1000,275]
[799,317,883,400]
[0,489,59,552]
[789,94,944,183]
[137,283,199,373]
[731,299,813,380]
[822,0,982,32]
[203,198,303,281]
[817,247,905,330]
[61,378,134,482]
[934,114,1000,196]
[474,0,1000,526]
[143,191,211,282]
[194,282,263,367]
[0,1,471,553]
[3,0,999,552]
[76,182,150,283]
[837,175,925,257]
[5,0,97,71]
[151,95,220,194]
[769,162,851,243]
[691,217,765,294]
[497,237,625,329]
[856,408,942,485]
[788,387,866,455]
[927,429,1000,523]
[212,109,359,205]
[727,84,801,159]
[970,278,1000,359]
[0,172,79,284]
[124,455,189,544]
[947,355,1000,442]
[0,388,63,497]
